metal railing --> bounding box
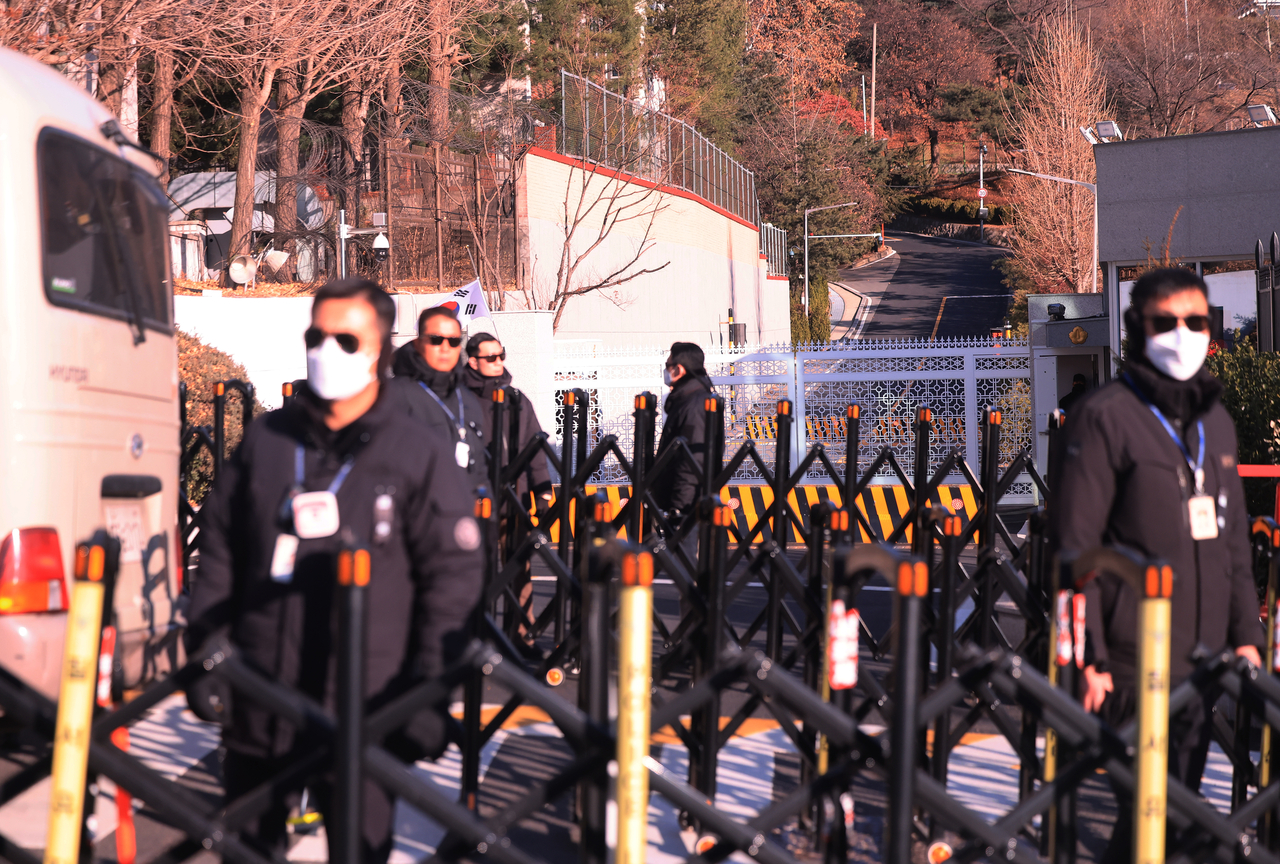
[558,70,759,226]
[761,222,788,277]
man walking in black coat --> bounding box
[651,342,716,520]
[387,306,488,492]
[185,278,484,861]
[1049,267,1263,863]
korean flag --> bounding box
[426,278,491,328]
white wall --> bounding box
[515,150,790,348]
[174,295,557,431]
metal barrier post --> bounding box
[630,394,656,540]
[888,558,928,864]
[824,539,860,863]
[213,381,227,478]
[490,389,507,506]
[462,495,493,812]
[616,551,654,864]
[333,544,370,864]
[844,404,861,542]
[556,391,580,647]
[578,497,610,864]
[930,514,963,835]
[689,500,731,834]
[912,407,932,557]
[46,531,119,864]
[1134,562,1174,864]
[979,408,1002,647]
[1257,517,1280,850]
[282,381,294,407]
[768,400,793,661]
[803,501,834,838]
[1046,557,1079,864]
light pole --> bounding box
[978,144,988,244]
[804,201,872,316]
[1006,167,1098,294]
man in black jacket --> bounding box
[1050,267,1262,863]
[387,306,488,492]
[462,331,552,500]
[651,342,716,519]
[186,279,484,860]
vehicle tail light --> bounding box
[0,528,67,614]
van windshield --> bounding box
[38,130,172,332]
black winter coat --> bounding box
[387,342,488,491]
[651,374,716,513]
[1049,360,1264,687]
[462,365,552,496]
[185,386,484,759]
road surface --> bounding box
[837,233,1010,341]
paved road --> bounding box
[841,234,1010,341]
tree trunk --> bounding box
[149,46,175,191]
[276,66,303,280]
[97,1,126,118]
[340,80,369,220]
[230,83,267,265]
[384,62,405,148]
[928,128,939,169]
[426,26,451,141]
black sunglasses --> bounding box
[1147,314,1210,334]
[304,327,360,354]
[476,351,506,362]
[423,334,463,347]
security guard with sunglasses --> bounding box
[1048,267,1263,864]
[387,305,488,491]
[185,278,483,860]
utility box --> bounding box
[1028,293,1111,475]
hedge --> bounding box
[178,328,260,503]
[903,197,1013,226]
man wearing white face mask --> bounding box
[1049,267,1262,864]
[185,278,483,861]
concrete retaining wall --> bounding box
[513,148,789,347]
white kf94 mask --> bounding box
[307,337,376,400]
[1145,326,1210,381]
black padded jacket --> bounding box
[651,373,716,514]
[185,385,484,759]
[1048,360,1264,688]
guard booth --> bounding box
[1028,293,1111,473]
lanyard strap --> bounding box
[295,445,355,495]
[418,382,466,436]
[1123,374,1206,493]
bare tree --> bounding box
[1095,0,1277,136]
[198,0,390,261]
[1006,14,1106,293]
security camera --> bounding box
[372,232,390,262]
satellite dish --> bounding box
[228,255,257,285]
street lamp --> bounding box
[803,201,878,316]
[1247,104,1278,126]
[1006,168,1098,293]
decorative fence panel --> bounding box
[553,336,1035,500]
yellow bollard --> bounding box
[45,543,108,864]
[1133,564,1173,864]
[616,551,654,864]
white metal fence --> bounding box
[552,337,1035,499]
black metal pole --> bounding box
[333,544,369,864]
[630,393,656,542]
[213,381,226,479]
[689,498,728,829]
[912,407,931,558]
[461,494,492,813]
[578,496,608,864]
[768,399,793,661]
[825,542,856,864]
[979,408,1002,648]
[844,404,860,534]
[930,514,962,840]
[889,558,925,864]
[555,391,579,648]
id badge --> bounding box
[1188,495,1219,540]
[455,441,470,469]
[292,490,341,539]
[270,533,299,582]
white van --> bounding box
[0,48,182,700]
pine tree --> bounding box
[648,0,746,147]
[526,0,644,92]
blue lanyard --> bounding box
[295,445,355,494]
[418,382,466,438]
[1123,374,1206,493]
